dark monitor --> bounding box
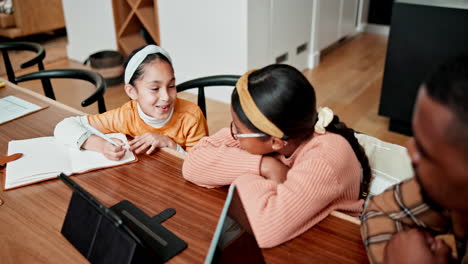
[205,185,265,264]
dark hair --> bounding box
[232,64,371,199]
[424,54,468,148]
[123,45,173,86]
[326,117,371,199]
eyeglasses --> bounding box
[230,121,267,140]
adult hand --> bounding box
[260,156,289,183]
[384,229,451,264]
[129,133,177,154]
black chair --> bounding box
[176,75,240,118]
[0,42,55,99]
[15,69,107,113]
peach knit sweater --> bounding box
[182,128,364,248]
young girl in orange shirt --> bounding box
[54,45,208,160]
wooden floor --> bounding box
[2,32,409,146]
[304,33,409,146]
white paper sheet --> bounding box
[0,96,42,124]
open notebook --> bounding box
[4,133,137,190]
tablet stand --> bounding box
[61,192,187,264]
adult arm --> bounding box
[360,178,451,264]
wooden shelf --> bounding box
[112,0,132,31]
[119,33,147,56]
[127,0,139,8]
[0,0,65,38]
[136,6,158,43]
[112,0,160,57]
[0,14,15,29]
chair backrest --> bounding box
[176,75,240,118]
[355,133,414,198]
[0,41,55,99]
[15,69,107,113]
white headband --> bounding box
[314,107,334,134]
[124,45,172,84]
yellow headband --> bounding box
[235,70,285,139]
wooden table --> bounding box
[0,80,369,263]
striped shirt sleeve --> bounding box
[360,178,451,264]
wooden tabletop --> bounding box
[0,80,369,263]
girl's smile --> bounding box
[125,59,177,120]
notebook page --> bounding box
[69,133,136,173]
[0,96,42,124]
[6,137,71,189]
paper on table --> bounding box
[0,95,43,124]
[69,133,134,173]
[5,133,136,190]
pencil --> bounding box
[86,125,120,147]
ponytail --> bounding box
[325,115,371,199]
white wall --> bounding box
[159,0,314,103]
[247,0,272,69]
[61,0,353,102]
[159,0,248,103]
[61,0,117,62]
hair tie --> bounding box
[236,70,286,139]
[314,107,334,134]
[124,45,172,84]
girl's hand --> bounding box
[101,138,126,160]
[260,156,289,183]
[82,135,126,161]
[129,133,177,154]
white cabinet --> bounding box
[62,0,364,79]
[270,0,313,71]
[157,0,361,102]
[314,0,342,51]
[62,0,117,62]
[310,0,360,67]
[158,0,313,103]
[341,0,360,37]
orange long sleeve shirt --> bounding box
[182,128,364,247]
[88,98,208,151]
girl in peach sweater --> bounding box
[182,64,371,248]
